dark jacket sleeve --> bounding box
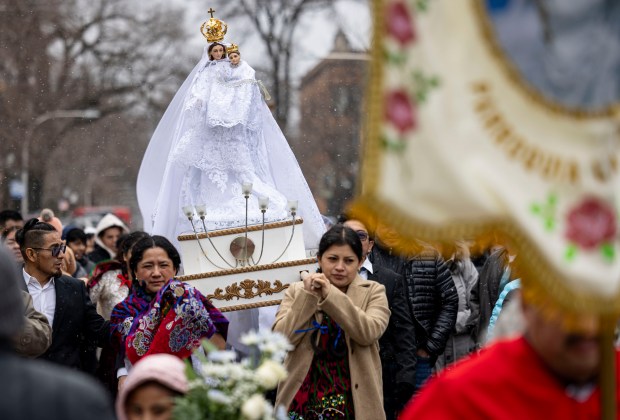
[466,276,481,343]
[389,272,417,386]
[425,256,458,356]
[79,280,110,347]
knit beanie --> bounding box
[0,246,24,339]
[39,209,63,234]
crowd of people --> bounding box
[2,205,563,420]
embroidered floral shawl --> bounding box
[110,281,151,352]
[110,279,228,363]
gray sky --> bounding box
[167,0,371,80]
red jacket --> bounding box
[401,337,620,419]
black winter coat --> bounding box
[367,264,416,419]
[368,265,416,382]
[403,248,458,358]
[467,248,512,345]
[88,244,112,264]
[370,245,407,276]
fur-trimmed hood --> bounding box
[94,213,129,259]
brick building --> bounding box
[294,31,369,216]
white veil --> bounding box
[137,46,211,235]
[137,47,325,250]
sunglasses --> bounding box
[31,243,67,258]
[355,230,369,241]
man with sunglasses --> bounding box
[16,218,108,371]
[343,218,417,420]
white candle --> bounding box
[182,205,194,218]
[287,200,298,213]
[242,182,253,195]
[195,204,207,217]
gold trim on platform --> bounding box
[177,258,317,281]
[219,299,283,313]
[177,218,304,241]
[206,279,288,302]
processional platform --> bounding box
[177,218,317,312]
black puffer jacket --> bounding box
[403,248,458,357]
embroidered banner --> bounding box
[350,0,620,315]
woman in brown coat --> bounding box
[274,225,390,420]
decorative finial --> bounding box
[200,9,228,43]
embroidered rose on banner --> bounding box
[566,198,617,249]
[385,90,417,134]
[387,1,416,46]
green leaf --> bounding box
[184,358,197,381]
[601,243,616,262]
[387,51,407,66]
[381,136,406,152]
[547,193,558,207]
[565,244,578,262]
[530,203,542,214]
[544,218,555,231]
[416,0,429,12]
[201,338,218,353]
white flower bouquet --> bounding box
[173,330,293,420]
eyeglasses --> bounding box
[355,230,369,241]
[31,244,67,258]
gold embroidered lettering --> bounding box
[471,81,587,186]
[568,162,580,184]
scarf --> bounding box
[110,280,151,352]
[117,279,228,364]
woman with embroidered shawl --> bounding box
[274,225,390,420]
[110,235,228,386]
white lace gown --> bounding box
[137,47,325,250]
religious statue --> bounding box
[136,9,325,251]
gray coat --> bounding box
[436,258,478,370]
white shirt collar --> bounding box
[22,268,55,289]
[361,258,374,274]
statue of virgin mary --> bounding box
[136,20,324,251]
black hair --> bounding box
[65,228,87,244]
[0,210,23,228]
[15,218,57,254]
[118,231,150,274]
[335,215,375,241]
[129,235,181,280]
[317,224,363,262]
[98,225,123,239]
[120,231,150,257]
[114,234,129,263]
[208,42,226,60]
[1,226,18,243]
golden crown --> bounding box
[200,8,227,43]
[227,43,240,55]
